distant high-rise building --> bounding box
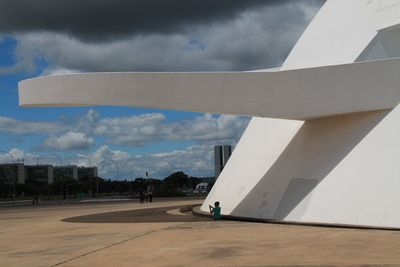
[77,166,98,180]
[214,145,232,179]
[54,166,78,181]
[0,163,25,185]
[25,165,54,184]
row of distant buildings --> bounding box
[0,163,98,185]
[0,145,229,185]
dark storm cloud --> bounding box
[0,0,292,42]
[1,0,325,74]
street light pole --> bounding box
[50,153,62,166]
[116,165,120,195]
[85,157,94,198]
[79,156,95,197]
[78,155,92,167]
[0,150,15,164]
[96,162,99,198]
[130,167,134,198]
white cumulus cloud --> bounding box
[88,111,249,147]
[42,131,94,150]
[72,144,216,179]
[0,116,67,134]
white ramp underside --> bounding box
[203,106,400,227]
[19,58,400,121]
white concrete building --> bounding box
[18,0,400,228]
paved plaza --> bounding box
[1,199,400,267]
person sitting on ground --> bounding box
[209,201,221,220]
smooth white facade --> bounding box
[19,0,400,227]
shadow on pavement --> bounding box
[62,205,211,223]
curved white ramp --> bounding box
[19,58,400,120]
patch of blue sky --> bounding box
[0,36,17,67]
[0,75,30,117]
[184,38,207,52]
[92,106,201,122]
[34,55,50,75]
[0,133,41,152]
[2,99,203,125]
[0,39,53,120]
[0,35,48,73]
[112,140,196,156]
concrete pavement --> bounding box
[1,199,400,267]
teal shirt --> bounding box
[212,206,221,220]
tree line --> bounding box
[0,171,214,200]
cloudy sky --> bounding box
[0,0,324,179]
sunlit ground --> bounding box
[1,199,400,267]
